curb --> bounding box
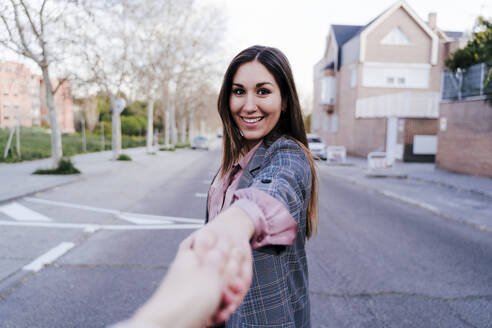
[321,170,492,235]
[406,176,492,200]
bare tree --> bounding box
[131,0,226,146]
[0,0,83,167]
[74,0,142,159]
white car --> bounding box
[307,133,327,160]
[191,136,209,150]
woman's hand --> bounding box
[180,206,255,325]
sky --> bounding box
[208,0,492,109]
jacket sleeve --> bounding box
[231,138,312,247]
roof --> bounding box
[331,25,364,47]
[444,31,464,40]
[324,62,335,70]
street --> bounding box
[0,149,491,327]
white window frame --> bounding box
[362,62,430,89]
[381,27,414,46]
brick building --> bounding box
[0,61,74,133]
[312,0,465,163]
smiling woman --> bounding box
[180,45,319,327]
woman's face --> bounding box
[229,61,282,150]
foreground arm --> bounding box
[112,219,253,328]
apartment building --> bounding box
[312,0,464,162]
[0,61,74,133]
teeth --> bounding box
[243,117,262,123]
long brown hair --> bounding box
[217,45,318,238]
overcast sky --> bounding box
[208,0,492,106]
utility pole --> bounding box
[100,121,105,151]
[81,116,87,153]
[164,111,170,147]
[111,97,126,160]
[146,100,154,153]
[15,115,21,159]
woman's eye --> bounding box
[232,88,245,95]
[257,88,271,95]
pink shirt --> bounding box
[208,141,297,249]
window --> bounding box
[350,68,357,88]
[381,27,413,45]
[313,112,320,130]
[321,76,336,105]
[362,63,430,89]
[331,114,338,133]
[322,114,329,132]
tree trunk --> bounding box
[170,104,177,145]
[41,67,63,168]
[110,96,124,160]
[189,112,194,143]
[165,111,170,146]
[146,100,154,153]
[180,117,186,144]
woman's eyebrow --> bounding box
[232,82,273,88]
[256,82,273,87]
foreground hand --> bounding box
[180,208,254,325]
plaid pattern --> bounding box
[224,137,312,327]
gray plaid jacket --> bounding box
[207,137,312,328]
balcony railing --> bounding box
[442,62,492,101]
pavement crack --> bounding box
[310,290,492,302]
[52,263,169,270]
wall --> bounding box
[437,100,492,177]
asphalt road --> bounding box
[0,149,491,327]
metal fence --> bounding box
[442,63,492,101]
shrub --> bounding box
[33,158,81,175]
[121,116,147,136]
[117,153,132,161]
[175,143,190,149]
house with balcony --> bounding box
[312,0,464,163]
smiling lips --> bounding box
[242,116,264,123]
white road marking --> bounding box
[195,193,207,198]
[118,214,173,225]
[0,202,52,222]
[24,197,203,224]
[23,242,75,272]
[0,221,203,230]
[25,197,119,214]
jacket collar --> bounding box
[237,141,268,189]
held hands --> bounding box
[180,206,255,325]
[121,207,254,328]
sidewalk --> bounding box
[0,147,149,204]
[318,157,492,233]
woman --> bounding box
[185,45,318,327]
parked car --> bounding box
[307,133,327,160]
[191,136,209,150]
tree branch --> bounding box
[9,0,41,64]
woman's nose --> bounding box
[243,94,257,112]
